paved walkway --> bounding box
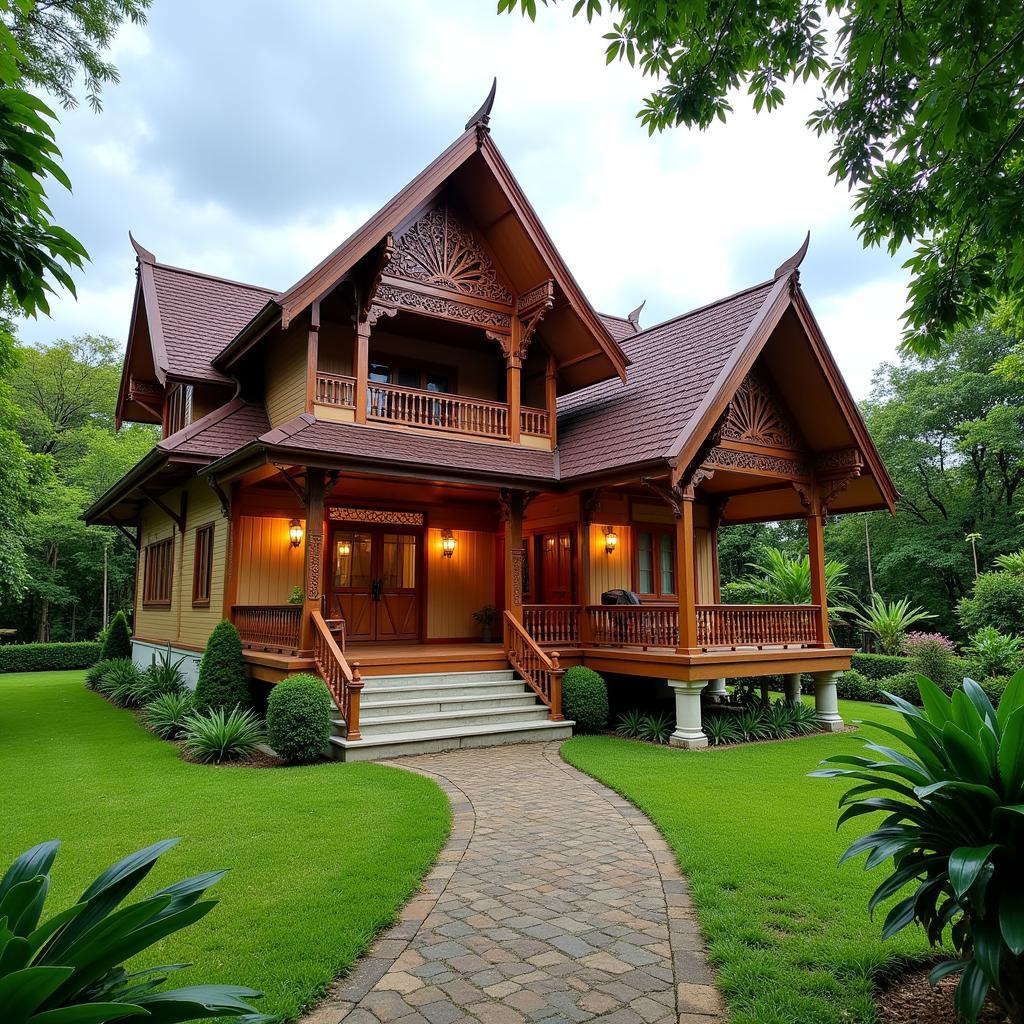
[305,742,722,1024]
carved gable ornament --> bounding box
[721,368,805,451]
[387,205,514,305]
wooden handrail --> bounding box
[522,604,580,645]
[520,405,550,436]
[315,372,356,407]
[311,609,363,740]
[367,381,510,438]
[232,604,302,652]
[504,611,563,721]
[586,605,678,650]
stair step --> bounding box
[328,719,574,762]
[348,692,538,718]
[359,669,516,688]
[354,705,550,737]
[360,680,527,703]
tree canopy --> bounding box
[499,0,1024,359]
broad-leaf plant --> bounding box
[812,671,1024,1022]
[0,836,271,1023]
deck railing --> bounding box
[311,609,363,740]
[504,611,564,720]
[522,604,579,645]
[586,605,679,649]
[368,382,509,438]
[520,406,550,436]
[315,372,356,408]
[232,604,302,652]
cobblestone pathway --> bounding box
[305,742,722,1024]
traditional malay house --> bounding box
[87,89,896,759]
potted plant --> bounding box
[473,604,499,643]
[288,585,303,604]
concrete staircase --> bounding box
[327,668,573,762]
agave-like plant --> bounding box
[724,546,855,618]
[735,706,771,742]
[811,672,1024,1023]
[616,708,646,739]
[182,706,264,764]
[0,837,270,1023]
[788,700,820,735]
[704,713,739,746]
[146,690,195,739]
[853,593,935,655]
[639,711,673,745]
[994,549,1024,575]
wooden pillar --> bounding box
[298,468,325,654]
[305,301,320,413]
[675,493,698,652]
[506,355,522,443]
[577,493,594,644]
[806,500,830,646]
[222,483,242,620]
[354,320,370,424]
[545,353,558,447]
[502,491,524,645]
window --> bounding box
[143,538,175,606]
[634,527,676,599]
[165,384,194,436]
[192,524,214,607]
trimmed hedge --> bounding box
[850,652,911,680]
[266,674,332,763]
[562,665,609,733]
[194,620,248,712]
[836,669,882,702]
[0,641,102,673]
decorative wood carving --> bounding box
[640,478,686,519]
[497,489,537,524]
[516,280,555,359]
[367,302,399,327]
[484,328,513,358]
[306,533,322,601]
[511,546,524,606]
[328,507,425,526]
[722,368,804,450]
[375,283,511,330]
[705,446,810,478]
[387,205,513,305]
[358,234,394,323]
[814,447,863,475]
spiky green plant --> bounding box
[994,550,1024,575]
[765,700,798,739]
[965,627,1024,679]
[704,713,740,746]
[182,706,263,764]
[145,690,195,740]
[84,658,117,691]
[104,660,147,707]
[735,706,771,742]
[853,594,935,655]
[0,837,270,1023]
[724,546,855,618]
[145,645,188,697]
[639,711,673,745]
[812,672,1024,1023]
[616,708,646,739]
[788,700,820,735]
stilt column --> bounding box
[812,671,844,731]
[705,678,728,702]
[669,680,708,749]
[784,673,803,705]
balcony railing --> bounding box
[523,604,579,645]
[520,406,549,436]
[315,372,356,408]
[368,382,510,438]
[232,604,302,652]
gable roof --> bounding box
[599,313,640,342]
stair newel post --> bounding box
[347,662,363,741]
[548,650,565,722]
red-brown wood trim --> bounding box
[305,301,320,414]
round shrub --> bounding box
[101,610,132,661]
[835,669,880,702]
[194,621,248,712]
[957,570,1024,637]
[266,674,332,763]
[561,665,608,733]
[880,671,922,705]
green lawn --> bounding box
[0,671,450,1022]
[562,700,934,1024]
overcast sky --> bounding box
[18,0,911,398]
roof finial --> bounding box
[466,77,497,132]
[129,231,155,264]
[774,231,810,280]
[627,299,646,329]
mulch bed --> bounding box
[877,965,1009,1024]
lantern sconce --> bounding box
[288,519,304,548]
[337,538,351,557]
[603,525,619,555]
[441,529,457,559]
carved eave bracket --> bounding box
[641,478,686,519]
[516,279,555,359]
[793,447,865,515]
[127,376,163,420]
[357,233,394,323]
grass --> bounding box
[0,671,450,1022]
[562,698,934,1024]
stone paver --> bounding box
[303,742,721,1024]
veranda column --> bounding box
[806,496,831,646]
[298,468,325,655]
[706,678,728,699]
[506,354,522,443]
[669,680,708,749]
[354,320,370,424]
[545,353,558,447]
[812,670,844,731]
[784,672,803,705]
[577,491,596,645]
[675,493,699,652]
[501,490,525,646]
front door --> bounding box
[540,531,574,604]
[328,525,420,642]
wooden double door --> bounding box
[327,524,420,642]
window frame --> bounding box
[632,525,677,601]
[143,537,175,608]
[191,523,215,608]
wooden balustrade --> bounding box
[523,604,579,645]
[520,406,550,436]
[696,604,820,648]
[315,372,356,407]
[232,604,302,652]
[311,609,363,740]
[367,382,509,438]
[504,611,564,720]
[586,605,679,649]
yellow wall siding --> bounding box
[264,324,308,427]
[134,502,177,642]
[586,523,633,604]
[177,483,229,647]
[235,516,304,605]
[694,528,716,603]
[426,528,495,640]
[317,320,354,377]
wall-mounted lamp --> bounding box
[441,529,457,559]
[289,519,304,548]
[560,534,571,550]
[337,538,351,557]
[545,536,556,551]
[603,526,619,555]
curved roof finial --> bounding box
[466,77,497,132]
[129,231,155,264]
[774,231,810,279]
[627,299,646,328]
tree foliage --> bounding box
[499,0,1024,357]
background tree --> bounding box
[500,0,1024,357]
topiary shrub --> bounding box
[561,665,608,733]
[850,652,912,680]
[958,570,1024,637]
[100,609,132,661]
[836,668,881,702]
[194,620,248,712]
[266,674,332,763]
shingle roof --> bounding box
[599,313,639,342]
[159,398,270,458]
[149,263,277,383]
[557,280,778,480]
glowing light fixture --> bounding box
[337,538,351,557]
[603,526,618,555]
[289,519,304,548]
[441,529,457,559]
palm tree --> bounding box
[724,547,855,619]
[852,594,934,655]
